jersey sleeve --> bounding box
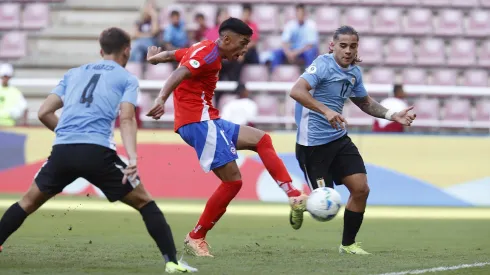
[300,57,326,89]
[175,48,188,62]
[180,45,217,77]
[121,75,139,107]
[351,70,368,98]
[51,69,72,98]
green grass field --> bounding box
[0,197,489,275]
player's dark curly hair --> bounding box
[219,17,253,37]
[329,25,362,66]
[99,27,131,55]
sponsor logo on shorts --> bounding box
[190,59,200,68]
[230,146,237,155]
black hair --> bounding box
[296,3,305,10]
[195,13,204,19]
[329,25,361,65]
[99,27,131,55]
[393,84,404,95]
[170,10,180,17]
[219,17,253,36]
[242,3,252,12]
[235,83,246,94]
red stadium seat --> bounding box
[0,3,20,30]
[462,70,488,87]
[0,31,26,59]
[126,62,143,79]
[373,8,402,35]
[441,98,471,128]
[477,40,490,68]
[260,35,282,52]
[315,7,340,34]
[252,5,278,32]
[416,38,445,66]
[359,0,386,5]
[253,94,280,116]
[344,101,372,126]
[431,69,458,86]
[481,0,490,7]
[434,10,463,37]
[391,0,420,5]
[413,98,440,126]
[227,4,243,19]
[447,39,476,67]
[22,3,49,30]
[451,0,479,7]
[368,67,395,84]
[465,10,490,38]
[164,95,175,115]
[344,7,372,33]
[385,38,413,66]
[420,0,450,6]
[144,63,174,80]
[404,8,432,35]
[357,36,382,65]
[271,65,300,82]
[402,68,428,85]
[282,6,296,23]
[240,64,270,82]
[330,0,359,4]
[474,100,490,122]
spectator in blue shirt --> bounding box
[271,4,319,71]
[163,10,189,50]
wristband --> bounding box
[385,109,396,121]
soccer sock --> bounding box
[189,180,242,240]
[0,202,28,245]
[256,134,301,197]
[139,201,178,264]
[342,208,365,246]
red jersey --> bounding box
[173,40,222,131]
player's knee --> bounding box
[353,183,370,200]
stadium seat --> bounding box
[189,4,216,29]
[441,98,471,128]
[481,0,490,7]
[402,68,428,85]
[373,8,402,35]
[447,39,476,67]
[416,38,445,66]
[227,4,242,19]
[330,0,359,4]
[126,62,143,79]
[385,38,413,66]
[0,31,26,59]
[137,91,154,115]
[357,36,382,65]
[271,65,300,82]
[368,67,395,84]
[253,94,280,116]
[315,7,340,34]
[282,6,296,24]
[474,100,490,123]
[344,7,372,33]
[462,69,488,87]
[404,8,432,35]
[477,40,490,68]
[0,3,20,30]
[22,3,49,30]
[451,0,479,7]
[260,35,282,52]
[420,0,450,6]
[434,10,463,37]
[240,64,270,82]
[391,0,420,5]
[344,101,372,126]
[361,0,387,4]
[431,69,458,86]
[465,10,490,38]
[413,98,440,127]
[164,95,175,115]
[144,63,174,80]
[217,94,238,110]
[252,5,278,32]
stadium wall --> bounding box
[0,128,488,207]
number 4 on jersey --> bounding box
[80,74,101,107]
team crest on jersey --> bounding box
[351,77,356,85]
[306,65,317,74]
[190,59,200,68]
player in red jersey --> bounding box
[146,18,308,257]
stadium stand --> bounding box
[0,0,489,132]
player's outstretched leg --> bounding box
[0,182,53,251]
[236,125,308,230]
[121,184,197,273]
[339,174,370,255]
[185,161,242,257]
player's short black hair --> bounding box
[171,10,180,17]
[99,27,130,55]
[242,3,252,12]
[330,25,362,65]
[219,17,253,37]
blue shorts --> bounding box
[178,119,240,173]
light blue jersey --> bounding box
[52,60,139,150]
[295,54,367,146]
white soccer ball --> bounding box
[306,187,342,222]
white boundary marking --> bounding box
[375,262,490,275]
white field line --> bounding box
[375,262,490,275]
[1,199,490,219]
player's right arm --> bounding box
[38,70,70,131]
[146,46,188,64]
[290,60,347,130]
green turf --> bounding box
[0,204,489,275]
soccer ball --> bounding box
[306,187,342,222]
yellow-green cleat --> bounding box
[165,260,198,273]
[339,242,371,255]
[289,193,308,230]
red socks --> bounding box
[189,180,242,240]
[256,134,301,197]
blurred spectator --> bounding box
[373,84,408,133]
[220,83,258,126]
[0,64,27,127]
[193,13,208,43]
[204,8,230,41]
[270,4,319,70]
[241,4,259,64]
[129,0,161,63]
[163,10,189,50]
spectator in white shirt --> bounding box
[220,84,258,126]
[373,84,408,132]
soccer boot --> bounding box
[184,233,213,257]
[165,260,198,273]
[289,193,308,230]
[339,242,371,255]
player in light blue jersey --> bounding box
[0,27,196,273]
[290,26,416,255]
